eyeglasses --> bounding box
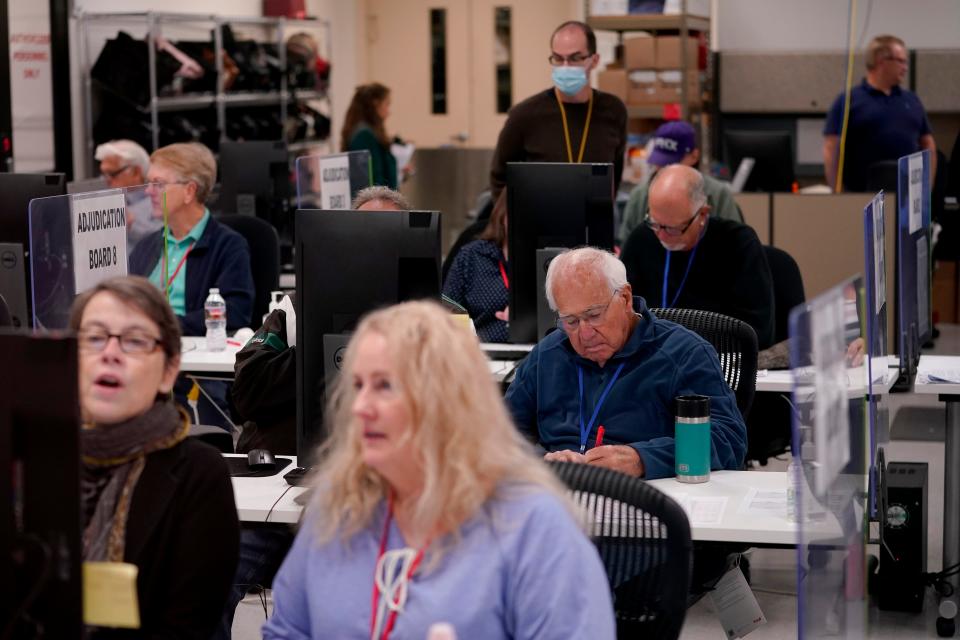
[102,165,132,179]
[884,55,908,66]
[78,329,163,355]
[643,210,702,237]
[548,52,592,66]
[556,290,620,332]
[147,179,190,190]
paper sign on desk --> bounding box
[318,154,351,209]
[739,488,788,518]
[908,152,923,234]
[83,562,140,629]
[679,496,728,525]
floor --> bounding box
[231,325,960,639]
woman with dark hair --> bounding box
[71,275,239,639]
[442,189,510,342]
[341,82,398,189]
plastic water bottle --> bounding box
[786,458,803,523]
[204,288,227,351]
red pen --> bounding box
[595,425,605,448]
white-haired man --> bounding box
[95,139,160,251]
[504,246,746,479]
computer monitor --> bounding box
[723,130,795,192]
[506,162,615,344]
[295,209,441,466]
[217,140,290,229]
[896,150,932,381]
[1,332,82,638]
[0,173,66,328]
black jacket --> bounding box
[621,218,776,350]
[90,439,240,639]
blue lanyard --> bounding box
[660,242,700,309]
[577,362,625,454]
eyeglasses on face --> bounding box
[884,55,908,66]
[556,289,620,332]
[548,52,592,66]
[78,328,163,355]
[643,210,701,237]
[102,165,132,179]
[147,179,191,190]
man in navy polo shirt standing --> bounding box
[823,34,937,192]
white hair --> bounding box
[544,247,627,311]
[94,139,150,176]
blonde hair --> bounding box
[309,300,567,551]
[866,34,906,70]
[150,142,217,203]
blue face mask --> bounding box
[552,66,588,96]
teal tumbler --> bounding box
[675,395,710,483]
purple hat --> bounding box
[647,121,697,167]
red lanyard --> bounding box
[161,242,194,295]
[369,495,429,640]
[498,260,509,290]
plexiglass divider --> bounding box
[29,184,164,329]
[295,150,372,210]
[896,149,932,378]
[790,275,870,638]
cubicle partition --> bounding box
[789,276,870,639]
[733,192,771,244]
[295,150,371,211]
[29,186,148,329]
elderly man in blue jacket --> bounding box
[505,246,746,479]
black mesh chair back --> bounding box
[650,307,758,420]
[548,461,692,640]
[763,245,805,344]
[216,214,280,324]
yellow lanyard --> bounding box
[555,88,594,163]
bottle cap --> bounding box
[674,394,710,418]
[210,287,220,294]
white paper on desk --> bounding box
[922,370,960,384]
[739,488,788,518]
[679,496,727,525]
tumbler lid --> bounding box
[674,394,710,418]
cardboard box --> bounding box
[598,69,628,102]
[657,70,702,106]
[624,36,656,70]
[655,35,700,69]
[626,70,661,105]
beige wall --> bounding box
[734,192,771,244]
[363,0,581,149]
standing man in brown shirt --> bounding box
[489,21,628,199]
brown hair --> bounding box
[69,275,181,363]
[866,34,906,70]
[478,188,508,247]
[150,142,217,204]
[340,83,391,151]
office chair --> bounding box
[743,246,805,464]
[216,214,280,324]
[650,307,758,420]
[548,461,692,640]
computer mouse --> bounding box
[247,448,276,471]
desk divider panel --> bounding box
[789,275,870,639]
[29,185,154,329]
[733,192,771,245]
[295,150,371,210]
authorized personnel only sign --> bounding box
[72,190,128,292]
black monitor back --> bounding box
[506,162,615,343]
[0,173,66,327]
[295,209,441,466]
[217,140,289,228]
[724,130,795,192]
[0,332,82,638]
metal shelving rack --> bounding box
[584,2,713,166]
[76,10,332,177]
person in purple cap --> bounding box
[618,120,741,245]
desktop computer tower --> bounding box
[878,461,928,612]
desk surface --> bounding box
[756,365,899,395]
[914,355,960,395]
[229,457,816,545]
[181,336,242,374]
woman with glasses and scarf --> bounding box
[72,275,239,639]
